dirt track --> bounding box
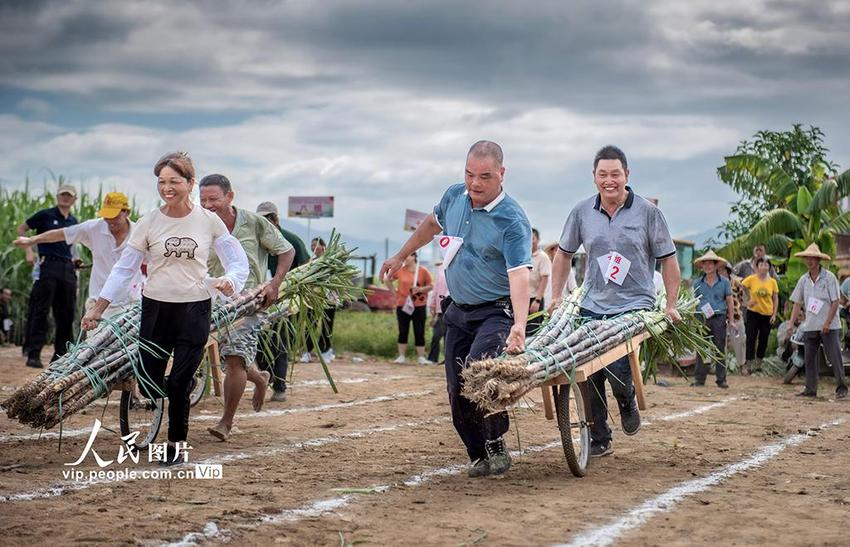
[1,344,848,546]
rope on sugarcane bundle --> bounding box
[460,288,720,414]
[1,231,362,430]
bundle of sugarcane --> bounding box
[2,232,361,430]
[460,289,719,413]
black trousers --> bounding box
[428,313,446,363]
[443,300,512,461]
[257,322,291,393]
[396,306,427,346]
[307,308,335,353]
[24,260,77,362]
[139,297,211,442]
[694,315,728,385]
[745,310,772,360]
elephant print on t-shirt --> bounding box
[163,237,199,259]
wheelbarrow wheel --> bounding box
[553,383,590,477]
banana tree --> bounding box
[718,155,850,295]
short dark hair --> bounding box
[198,174,232,193]
[593,145,628,170]
[467,140,504,166]
[532,228,540,238]
[754,257,767,266]
[312,237,326,247]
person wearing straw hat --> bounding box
[15,192,143,319]
[692,250,734,388]
[16,184,80,368]
[787,243,847,399]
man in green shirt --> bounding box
[256,201,310,401]
[200,175,295,441]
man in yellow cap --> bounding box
[692,250,735,388]
[788,243,847,399]
[15,184,79,367]
[15,192,142,322]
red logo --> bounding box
[439,236,450,248]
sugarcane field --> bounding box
[3,3,850,546]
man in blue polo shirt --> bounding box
[550,145,681,458]
[380,140,532,478]
[692,250,734,388]
[16,184,79,368]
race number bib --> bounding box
[596,251,631,286]
[700,302,715,318]
[434,235,463,270]
[806,297,824,315]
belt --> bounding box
[453,297,511,312]
[40,255,73,263]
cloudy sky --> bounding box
[2,0,849,250]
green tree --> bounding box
[715,126,850,296]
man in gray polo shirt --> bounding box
[550,145,681,457]
[788,243,847,399]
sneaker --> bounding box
[716,382,730,389]
[590,440,613,457]
[467,458,490,478]
[270,390,288,402]
[484,438,511,475]
[690,382,705,387]
[796,391,817,398]
[417,356,435,365]
[392,355,406,364]
[159,445,188,467]
[299,352,312,363]
[25,357,43,369]
[620,400,641,436]
[836,389,847,400]
[320,349,334,363]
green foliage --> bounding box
[712,125,837,245]
[332,310,436,359]
[0,180,133,346]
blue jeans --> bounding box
[580,308,637,446]
[443,300,513,461]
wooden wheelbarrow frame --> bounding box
[538,331,650,477]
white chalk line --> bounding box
[163,396,739,545]
[558,417,847,547]
[641,396,737,427]
[0,389,431,444]
[0,416,453,503]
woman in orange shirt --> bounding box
[386,252,433,364]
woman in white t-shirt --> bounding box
[81,152,248,465]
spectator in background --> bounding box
[0,287,12,345]
[543,242,576,305]
[16,184,79,368]
[691,250,733,388]
[256,201,310,401]
[788,244,847,399]
[527,228,550,335]
[734,244,778,280]
[385,252,433,364]
[428,259,449,364]
[302,238,339,363]
[720,260,746,367]
[741,257,779,375]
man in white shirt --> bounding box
[15,192,142,316]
